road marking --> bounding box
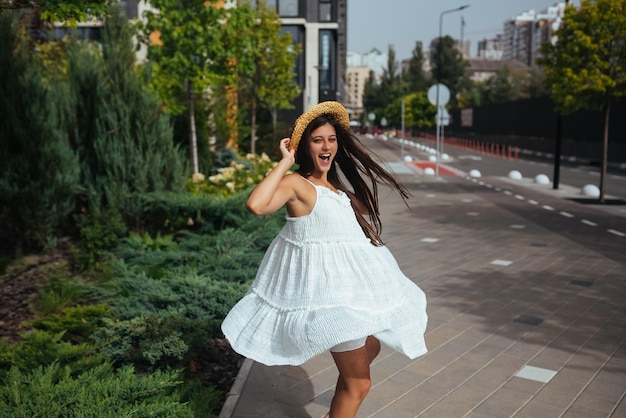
[467,212,480,216]
[421,237,439,243]
[581,219,598,226]
[608,229,626,237]
[543,205,555,211]
[528,200,538,205]
[511,224,526,229]
[560,211,575,218]
[491,259,513,266]
[504,190,513,195]
[462,199,473,203]
[515,194,525,200]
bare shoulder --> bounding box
[283,173,317,217]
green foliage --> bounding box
[483,65,530,104]
[0,330,101,375]
[24,1,111,27]
[429,35,469,108]
[363,45,408,122]
[0,362,194,418]
[178,378,221,418]
[0,12,80,257]
[92,268,249,371]
[137,0,226,114]
[227,1,302,152]
[29,304,109,344]
[63,12,187,231]
[403,41,430,93]
[539,0,626,114]
[32,276,87,317]
[73,206,127,271]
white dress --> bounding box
[221,181,428,366]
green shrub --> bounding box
[0,362,194,418]
[179,378,221,418]
[31,276,88,317]
[74,206,127,271]
[0,330,101,375]
[92,268,248,371]
[29,304,109,344]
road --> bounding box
[384,135,626,201]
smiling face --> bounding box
[308,122,338,176]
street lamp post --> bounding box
[436,4,469,175]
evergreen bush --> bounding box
[0,363,194,418]
[0,12,79,257]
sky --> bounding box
[347,0,581,59]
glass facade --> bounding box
[319,29,336,101]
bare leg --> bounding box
[327,337,380,418]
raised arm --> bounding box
[246,138,297,216]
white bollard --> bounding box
[508,170,522,180]
[424,167,435,175]
[403,155,413,162]
[469,169,482,178]
[428,155,437,162]
[441,153,450,160]
[534,174,550,185]
[581,184,600,197]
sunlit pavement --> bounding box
[220,135,626,418]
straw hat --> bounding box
[289,101,351,151]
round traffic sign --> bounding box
[428,84,450,106]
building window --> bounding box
[319,0,332,22]
[278,0,298,17]
[319,29,336,93]
[247,0,298,17]
[282,25,304,88]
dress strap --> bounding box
[300,176,317,187]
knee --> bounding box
[344,377,371,401]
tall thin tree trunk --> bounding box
[250,98,257,155]
[599,99,610,203]
[188,80,198,174]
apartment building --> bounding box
[266,0,347,115]
[502,2,566,66]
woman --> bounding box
[222,101,427,418]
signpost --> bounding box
[428,83,450,176]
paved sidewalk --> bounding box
[220,137,626,418]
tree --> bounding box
[539,0,626,202]
[484,65,529,104]
[0,0,110,35]
[67,9,187,227]
[137,0,226,174]
[363,45,407,126]
[0,11,79,257]
[430,35,468,108]
[222,2,300,154]
[403,41,429,93]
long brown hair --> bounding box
[295,115,410,245]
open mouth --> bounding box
[320,153,332,163]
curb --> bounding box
[218,358,254,418]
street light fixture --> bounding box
[435,4,469,175]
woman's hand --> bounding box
[279,138,296,165]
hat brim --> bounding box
[289,101,351,151]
